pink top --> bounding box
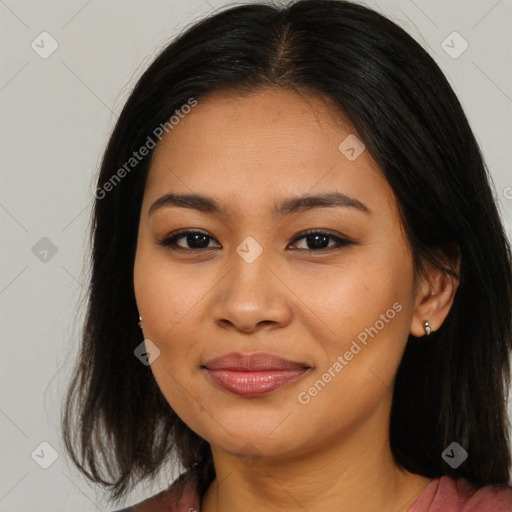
[408,476,512,511]
[113,474,512,511]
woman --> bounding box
[61,1,512,510]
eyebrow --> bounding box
[148,191,371,218]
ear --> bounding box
[410,247,461,337]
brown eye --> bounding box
[157,229,353,253]
[157,230,221,251]
[288,230,353,251]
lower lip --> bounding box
[204,368,310,397]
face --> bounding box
[133,87,420,462]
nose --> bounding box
[211,248,293,334]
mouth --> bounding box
[202,352,312,397]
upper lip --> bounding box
[203,352,311,371]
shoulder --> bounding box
[409,475,512,512]
[460,479,512,512]
[110,470,200,512]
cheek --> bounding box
[133,252,209,414]
[148,358,209,441]
[303,247,415,381]
[299,252,411,335]
[294,278,411,427]
[134,248,208,341]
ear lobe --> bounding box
[410,250,461,338]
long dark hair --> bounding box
[61,0,512,504]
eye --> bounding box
[157,229,221,252]
[156,229,353,253]
[288,229,353,252]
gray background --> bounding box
[1,0,511,510]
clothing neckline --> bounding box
[407,477,439,511]
[194,474,441,512]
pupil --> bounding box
[188,233,209,248]
[308,234,329,250]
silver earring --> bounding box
[423,320,432,336]
[138,315,142,329]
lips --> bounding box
[202,352,311,397]
[203,352,310,371]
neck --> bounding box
[199,395,431,512]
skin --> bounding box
[133,87,460,512]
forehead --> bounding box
[144,87,394,216]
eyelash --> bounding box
[156,229,353,253]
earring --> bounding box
[138,315,142,329]
[423,320,432,336]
